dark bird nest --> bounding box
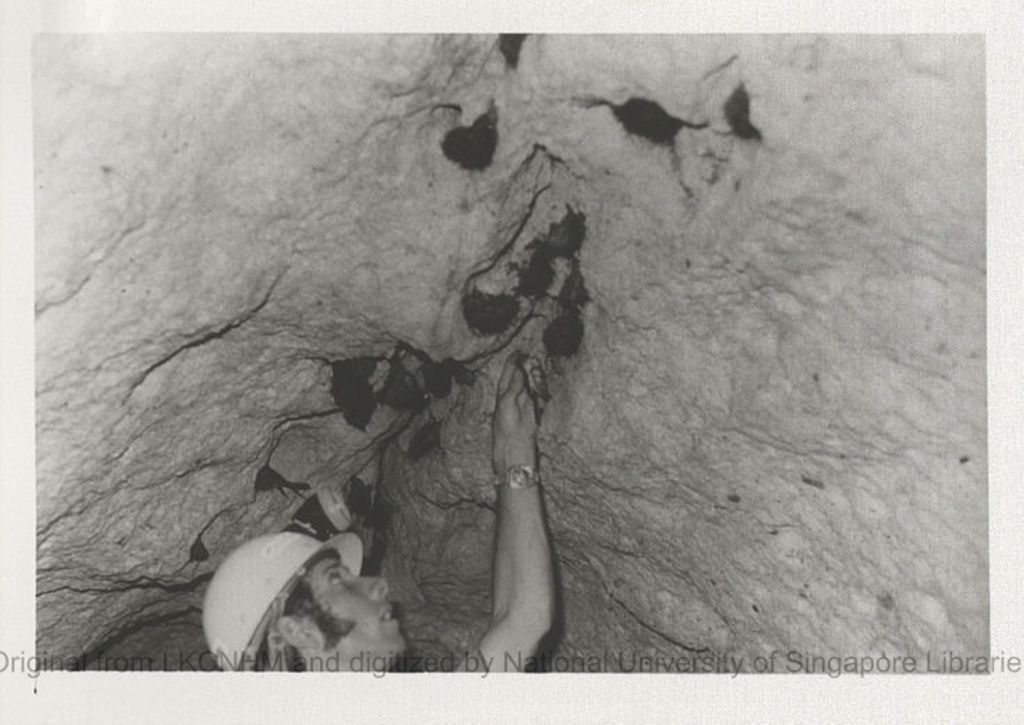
[461,288,520,336]
[543,308,585,357]
[441,105,499,170]
[330,357,379,430]
[498,34,528,69]
[723,84,762,140]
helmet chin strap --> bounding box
[263,616,292,672]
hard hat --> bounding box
[202,531,362,671]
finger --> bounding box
[522,357,548,400]
[497,351,523,395]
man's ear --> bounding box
[274,615,325,653]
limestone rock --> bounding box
[35,34,986,668]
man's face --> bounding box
[304,557,406,667]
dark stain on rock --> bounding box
[378,361,427,411]
[543,308,584,357]
[331,357,379,430]
[877,592,895,611]
[800,474,825,490]
[959,455,970,464]
[727,493,741,503]
[751,604,759,613]
[255,463,311,497]
[408,419,442,461]
[610,97,708,146]
[441,103,498,170]
[101,165,113,174]
[812,372,820,382]
[498,34,528,68]
[421,360,453,399]
[462,288,520,336]
[724,83,762,140]
[844,209,868,225]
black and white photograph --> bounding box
[2,1,1022,721]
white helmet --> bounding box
[202,531,363,671]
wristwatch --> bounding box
[501,464,539,490]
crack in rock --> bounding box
[37,572,212,598]
[126,271,284,399]
[604,585,711,655]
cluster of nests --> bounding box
[439,36,761,171]
[324,211,587,479]
[326,37,767,458]
[461,205,589,358]
[324,206,588,475]
[437,42,763,359]
[329,345,471,438]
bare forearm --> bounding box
[481,353,555,669]
[491,482,553,633]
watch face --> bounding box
[507,465,536,489]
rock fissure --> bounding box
[126,271,284,399]
[38,573,213,598]
[604,586,711,655]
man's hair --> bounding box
[255,548,357,672]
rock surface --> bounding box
[34,34,986,669]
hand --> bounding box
[491,352,540,477]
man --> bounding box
[202,352,554,672]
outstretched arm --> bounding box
[477,353,554,671]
